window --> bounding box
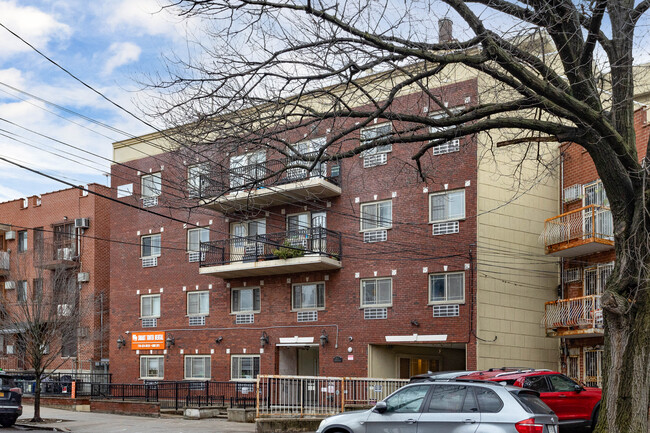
[187,228,209,252]
[185,356,211,380]
[230,151,266,189]
[360,200,392,231]
[361,278,392,307]
[33,227,44,258]
[32,278,43,302]
[187,291,209,316]
[141,295,161,318]
[584,262,614,296]
[429,190,465,223]
[430,111,461,155]
[360,123,392,154]
[17,281,27,303]
[523,376,550,392]
[188,163,210,197]
[474,388,503,413]
[61,334,77,358]
[292,283,325,310]
[141,173,162,198]
[427,385,467,412]
[429,272,465,303]
[231,355,260,380]
[384,385,429,413]
[548,374,579,392]
[232,287,260,313]
[141,234,161,258]
[287,137,326,180]
[53,223,75,256]
[140,356,164,379]
[17,231,27,253]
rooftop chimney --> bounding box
[439,18,453,43]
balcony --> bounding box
[542,295,603,338]
[36,239,79,270]
[541,205,614,257]
[0,251,9,276]
[199,227,342,278]
[198,157,341,213]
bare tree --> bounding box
[148,1,650,431]
[1,244,89,422]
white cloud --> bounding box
[103,42,142,75]
[103,0,185,37]
[0,0,71,58]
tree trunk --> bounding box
[32,375,42,423]
[596,259,650,432]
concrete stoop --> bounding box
[255,418,323,433]
[183,406,229,420]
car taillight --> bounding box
[9,387,22,395]
[515,418,544,433]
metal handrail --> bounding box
[540,205,613,247]
[542,295,603,330]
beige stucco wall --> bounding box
[474,117,561,369]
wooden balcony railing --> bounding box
[540,205,613,256]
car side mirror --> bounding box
[373,401,388,413]
[574,384,583,392]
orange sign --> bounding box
[131,331,166,350]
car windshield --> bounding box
[512,391,554,415]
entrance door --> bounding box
[311,212,327,253]
[230,220,265,261]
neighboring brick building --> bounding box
[0,184,111,375]
[540,107,649,387]
[108,72,560,383]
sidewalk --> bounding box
[18,405,257,433]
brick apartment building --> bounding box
[0,184,111,374]
[540,106,650,388]
[108,69,560,383]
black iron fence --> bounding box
[200,227,342,267]
[17,380,256,410]
[198,156,341,199]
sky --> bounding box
[0,0,194,202]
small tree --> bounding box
[1,245,88,422]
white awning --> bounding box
[385,334,448,343]
[278,337,315,344]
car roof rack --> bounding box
[487,367,536,372]
[420,378,502,386]
[494,369,552,377]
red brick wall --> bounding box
[0,184,111,372]
[90,400,160,417]
[109,80,480,382]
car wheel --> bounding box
[591,407,600,432]
[0,416,16,428]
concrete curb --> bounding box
[15,423,70,432]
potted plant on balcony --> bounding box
[273,240,305,260]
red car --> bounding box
[459,368,601,431]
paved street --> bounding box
[12,405,257,433]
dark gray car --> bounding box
[316,379,558,433]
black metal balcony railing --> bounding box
[197,156,341,199]
[199,227,342,267]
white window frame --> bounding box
[360,200,392,232]
[141,173,162,198]
[140,356,164,380]
[231,355,260,381]
[187,163,210,196]
[429,189,466,223]
[141,234,161,258]
[230,151,266,189]
[428,272,466,304]
[360,123,393,155]
[360,278,392,308]
[187,291,209,316]
[141,294,161,319]
[184,355,211,380]
[187,227,210,253]
[291,282,326,311]
[231,287,261,314]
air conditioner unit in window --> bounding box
[78,272,90,283]
[5,231,15,240]
[74,218,90,229]
[5,281,16,290]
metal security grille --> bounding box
[433,304,460,317]
[142,257,158,268]
[142,318,157,328]
[567,356,579,382]
[188,252,205,263]
[364,308,387,320]
[297,311,318,322]
[563,184,582,202]
[584,349,603,388]
[236,313,254,324]
[363,230,387,243]
[363,153,388,168]
[432,139,460,155]
[189,316,206,326]
[564,268,582,283]
[584,263,614,296]
[432,221,459,235]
